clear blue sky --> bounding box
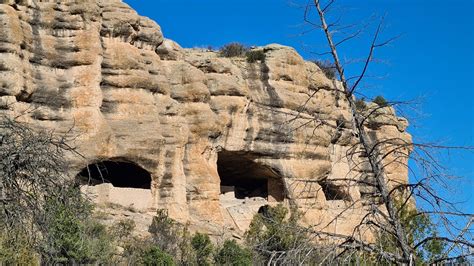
[124,0,473,214]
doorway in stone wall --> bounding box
[77,160,152,189]
[76,159,153,211]
[217,150,285,202]
[217,150,285,231]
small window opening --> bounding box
[217,151,284,201]
[77,160,151,189]
[320,181,351,201]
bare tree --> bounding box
[247,1,473,264]
[0,113,91,262]
[308,0,473,263]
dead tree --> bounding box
[306,0,473,264]
[313,0,413,262]
[0,113,80,253]
[247,1,473,265]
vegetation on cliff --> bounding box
[0,0,472,264]
[0,115,450,265]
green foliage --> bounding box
[246,49,266,63]
[377,199,446,264]
[220,42,248,57]
[355,97,367,111]
[312,60,337,79]
[148,210,254,265]
[141,246,175,266]
[215,240,252,266]
[0,228,38,265]
[246,204,298,250]
[373,95,388,107]
[0,116,117,264]
[149,209,184,257]
[40,187,114,264]
[191,233,214,265]
[108,218,144,264]
[111,218,136,240]
[245,204,315,264]
[148,209,197,265]
[1,184,116,265]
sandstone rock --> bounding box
[0,0,411,238]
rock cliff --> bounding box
[0,0,411,237]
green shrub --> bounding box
[0,116,115,264]
[111,219,136,240]
[215,240,252,266]
[119,236,153,265]
[220,42,248,57]
[191,233,214,266]
[246,50,266,63]
[148,209,195,264]
[40,188,114,264]
[0,228,38,265]
[141,246,175,266]
[372,95,388,107]
[245,204,316,264]
[312,60,337,79]
[377,199,445,264]
[355,98,367,111]
[149,209,180,253]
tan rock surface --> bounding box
[0,0,411,238]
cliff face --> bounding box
[0,0,411,237]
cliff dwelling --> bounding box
[77,160,153,211]
[217,150,285,202]
[77,160,152,189]
[0,0,412,238]
[217,151,286,230]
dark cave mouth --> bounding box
[77,160,151,189]
[217,151,285,201]
[319,181,351,201]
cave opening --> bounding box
[77,160,151,189]
[217,151,285,201]
[319,181,351,201]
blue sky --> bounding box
[124,0,473,214]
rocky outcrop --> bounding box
[0,0,411,237]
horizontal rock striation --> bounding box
[0,0,411,237]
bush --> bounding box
[191,233,214,265]
[111,219,136,241]
[141,246,175,266]
[148,209,196,264]
[0,116,118,264]
[0,228,38,265]
[40,188,114,264]
[372,95,388,107]
[119,235,153,265]
[245,204,317,264]
[220,42,248,57]
[312,60,337,79]
[215,240,252,266]
[377,198,445,264]
[149,209,182,255]
[246,50,266,63]
[355,98,367,111]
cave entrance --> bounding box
[319,180,351,201]
[77,160,151,189]
[217,151,285,202]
